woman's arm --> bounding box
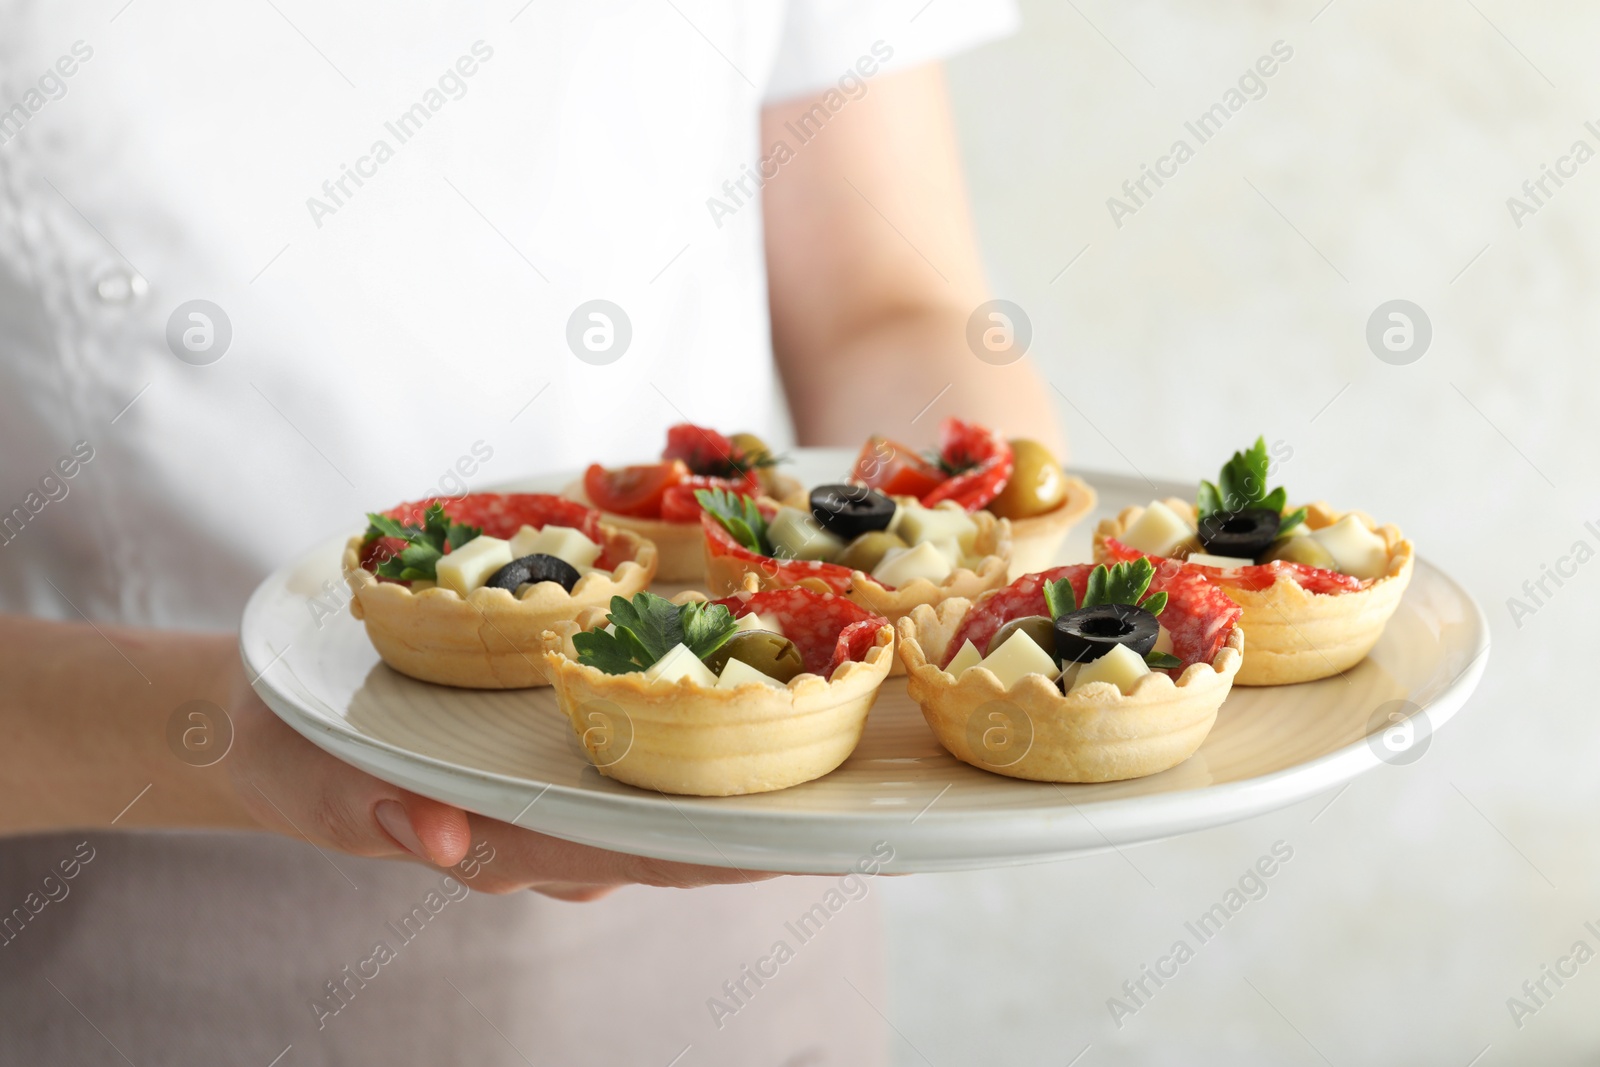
[0,615,770,900]
[764,63,1063,453]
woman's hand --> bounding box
[223,661,775,902]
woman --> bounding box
[0,2,1057,1062]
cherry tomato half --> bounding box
[583,460,689,518]
[659,473,762,523]
[851,436,946,499]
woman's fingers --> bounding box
[375,797,472,867]
[458,814,778,895]
[527,882,620,902]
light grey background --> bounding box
[877,2,1598,1064]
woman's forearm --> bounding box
[780,303,1064,453]
[0,615,256,834]
[762,65,1064,454]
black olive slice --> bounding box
[1195,508,1280,561]
[809,484,896,540]
[487,553,581,594]
[1054,604,1160,664]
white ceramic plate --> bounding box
[241,451,1489,873]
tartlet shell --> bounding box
[1094,499,1414,686]
[896,599,1243,783]
[342,524,658,689]
[540,608,894,796]
[565,473,803,584]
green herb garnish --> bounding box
[1042,558,1167,620]
[573,592,739,675]
[1197,436,1305,535]
[1144,650,1183,670]
[729,448,784,476]
[364,503,481,581]
[695,487,771,554]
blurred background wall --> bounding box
[878,1,1600,1063]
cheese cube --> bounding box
[768,507,846,562]
[531,525,603,569]
[1310,515,1388,579]
[1187,552,1255,570]
[975,629,1060,689]
[508,524,542,559]
[434,536,513,597]
[717,658,789,690]
[1068,643,1150,695]
[733,612,785,636]
[945,639,983,677]
[644,643,718,687]
[896,503,979,551]
[1120,501,1194,557]
[871,540,953,588]
[886,501,907,537]
[1152,625,1174,658]
[927,537,966,570]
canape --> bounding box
[1094,437,1413,685]
[897,560,1243,783]
[565,423,801,583]
[343,493,657,689]
[541,585,893,796]
[697,485,1012,672]
[846,418,1096,578]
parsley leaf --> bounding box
[1043,577,1077,620]
[1144,650,1183,670]
[730,447,785,476]
[569,630,640,675]
[1198,436,1297,530]
[695,488,770,555]
[364,503,481,581]
[573,592,738,675]
[1079,559,1166,617]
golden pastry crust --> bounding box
[1000,475,1099,579]
[702,500,1013,675]
[343,524,657,689]
[541,607,894,796]
[1094,498,1414,686]
[896,600,1243,783]
[565,474,802,584]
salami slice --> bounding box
[921,418,1014,512]
[709,588,888,678]
[1100,536,1367,596]
[361,493,613,571]
[663,423,756,478]
[947,563,1241,674]
[701,502,856,594]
